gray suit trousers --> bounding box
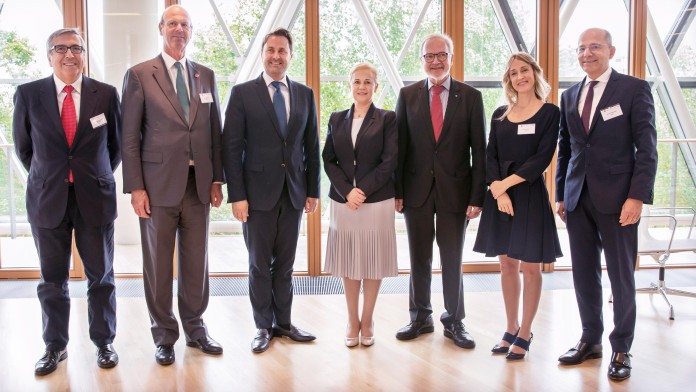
[141,168,210,345]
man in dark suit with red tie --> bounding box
[13,28,121,375]
[556,28,658,381]
[222,28,320,353]
[394,33,486,349]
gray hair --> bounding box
[420,33,454,55]
[46,28,84,54]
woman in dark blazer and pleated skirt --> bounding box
[323,63,398,348]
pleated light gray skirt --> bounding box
[325,198,398,280]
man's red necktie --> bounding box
[62,85,76,182]
[431,85,444,142]
[581,80,599,134]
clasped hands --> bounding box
[490,180,514,216]
[346,188,366,210]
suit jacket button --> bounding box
[64,179,69,183]
[586,144,591,147]
[281,163,286,168]
[68,155,73,159]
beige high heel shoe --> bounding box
[345,324,359,347]
[360,322,375,346]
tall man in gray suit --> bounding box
[121,5,225,366]
[13,28,121,376]
[394,33,486,349]
[222,28,321,354]
[556,28,657,381]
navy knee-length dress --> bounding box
[473,103,562,263]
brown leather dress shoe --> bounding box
[96,344,119,369]
[186,336,223,355]
[558,341,603,364]
[35,349,67,376]
[608,352,632,381]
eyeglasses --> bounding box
[166,20,192,30]
[51,45,84,54]
[422,52,450,63]
[575,44,606,54]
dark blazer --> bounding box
[13,75,121,228]
[322,104,397,203]
[121,55,224,206]
[395,78,486,211]
[556,69,658,214]
[222,74,320,211]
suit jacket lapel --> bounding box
[286,76,298,140]
[254,74,284,139]
[186,60,200,126]
[353,103,376,150]
[589,69,620,133]
[419,80,436,145]
[39,76,64,142]
[152,55,188,125]
[72,76,101,149]
[570,79,586,138]
[440,79,459,143]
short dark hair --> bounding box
[262,28,293,53]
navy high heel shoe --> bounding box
[491,329,518,354]
[506,333,533,360]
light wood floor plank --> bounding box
[1,288,695,391]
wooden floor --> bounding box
[1,287,695,391]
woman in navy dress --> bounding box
[473,52,562,360]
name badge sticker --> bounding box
[200,93,214,103]
[600,104,623,121]
[517,123,535,135]
[90,113,107,129]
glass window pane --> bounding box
[0,0,63,272]
[645,0,696,266]
[182,0,308,273]
[463,0,539,265]
[319,0,442,272]
[87,0,164,274]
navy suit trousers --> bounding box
[33,186,116,350]
[566,185,637,352]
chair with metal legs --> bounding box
[636,207,696,320]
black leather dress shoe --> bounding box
[96,344,119,369]
[273,324,316,342]
[155,345,175,366]
[35,349,67,376]
[443,321,476,349]
[558,341,603,364]
[608,352,632,381]
[252,329,272,353]
[395,316,435,340]
[186,336,223,355]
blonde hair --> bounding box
[498,52,550,120]
[349,62,378,81]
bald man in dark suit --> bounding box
[556,28,658,381]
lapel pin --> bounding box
[195,73,200,78]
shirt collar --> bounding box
[584,67,612,87]
[54,74,83,95]
[263,72,287,88]
[427,76,451,92]
[161,51,187,72]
